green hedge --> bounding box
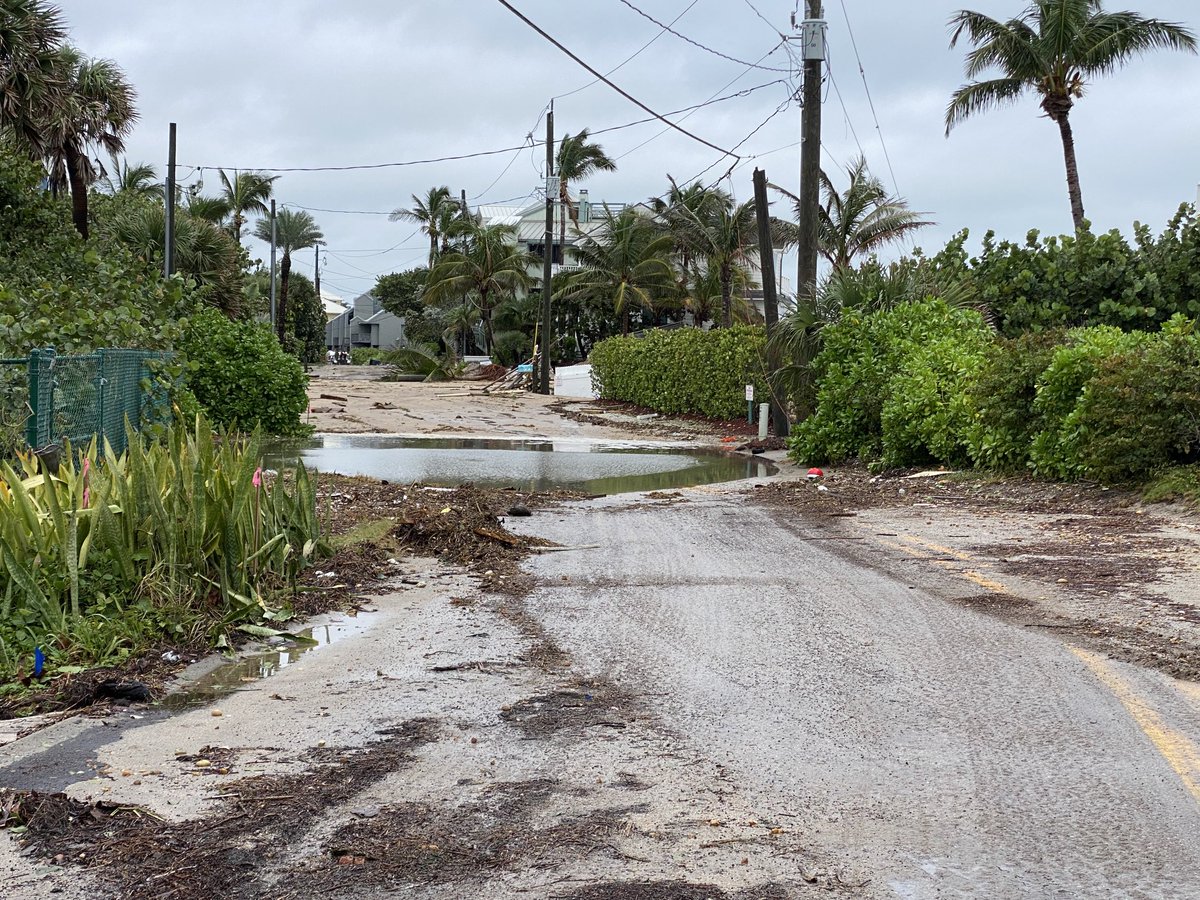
[178,308,309,435]
[790,300,993,466]
[789,299,1200,484]
[589,326,767,420]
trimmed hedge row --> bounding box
[589,326,767,421]
[790,301,1200,483]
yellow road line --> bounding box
[1070,646,1200,805]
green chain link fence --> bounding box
[0,348,171,457]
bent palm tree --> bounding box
[669,189,758,328]
[946,0,1196,231]
[101,157,158,198]
[42,46,137,238]
[555,129,616,258]
[391,185,458,266]
[0,0,68,155]
[219,169,277,244]
[422,222,533,354]
[253,209,324,344]
[556,206,674,335]
[813,156,933,272]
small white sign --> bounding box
[745,384,755,402]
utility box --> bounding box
[554,364,599,399]
[802,19,827,61]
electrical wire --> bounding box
[556,0,702,100]
[741,0,788,40]
[825,63,866,160]
[838,0,899,193]
[614,0,791,73]
[495,0,738,159]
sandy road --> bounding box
[513,488,1200,898]
[5,378,1200,897]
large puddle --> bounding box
[265,435,774,494]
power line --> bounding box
[838,0,899,193]
[741,0,787,40]
[824,63,866,160]
[496,0,738,159]
[615,0,791,73]
[557,0,702,100]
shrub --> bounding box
[1028,326,1149,479]
[789,300,992,466]
[966,330,1065,471]
[589,326,767,420]
[350,347,382,366]
[492,329,532,368]
[0,417,323,681]
[1072,318,1200,482]
[178,308,309,435]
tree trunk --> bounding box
[559,181,570,269]
[720,264,732,328]
[277,251,291,345]
[481,290,495,355]
[233,213,243,245]
[1055,110,1086,232]
[429,233,438,267]
[64,144,89,239]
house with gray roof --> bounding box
[325,291,406,350]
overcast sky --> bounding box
[53,0,1200,301]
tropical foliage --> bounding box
[947,0,1196,230]
[252,208,323,345]
[0,417,323,684]
[590,326,768,420]
[177,308,309,436]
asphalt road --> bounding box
[516,487,1200,898]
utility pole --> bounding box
[164,123,176,279]
[269,199,278,332]
[796,1,826,303]
[752,168,788,437]
[538,103,555,395]
[314,243,321,304]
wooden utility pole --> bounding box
[314,244,321,304]
[164,123,176,278]
[752,168,789,437]
[538,104,555,395]
[269,199,278,332]
[797,2,826,303]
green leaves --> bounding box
[591,326,768,421]
[0,416,325,680]
[177,308,309,436]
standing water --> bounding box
[265,435,774,494]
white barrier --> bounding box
[554,364,598,399]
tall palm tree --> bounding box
[652,177,724,304]
[946,0,1196,231]
[391,185,458,266]
[555,129,616,260]
[422,221,533,354]
[101,157,159,198]
[0,0,68,155]
[219,169,277,244]
[557,206,674,336]
[669,189,758,328]
[811,156,933,272]
[253,209,323,344]
[42,46,137,238]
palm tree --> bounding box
[108,204,243,316]
[391,185,458,266]
[0,0,68,155]
[669,189,758,328]
[555,129,616,259]
[219,169,277,244]
[557,206,674,335]
[253,209,324,344]
[42,46,137,238]
[946,0,1196,231]
[101,157,159,198]
[422,221,533,354]
[811,156,933,272]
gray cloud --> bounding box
[53,0,1200,297]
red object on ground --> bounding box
[721,436,739,443]
[807,467,824,478]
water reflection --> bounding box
[265,435,774,495]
